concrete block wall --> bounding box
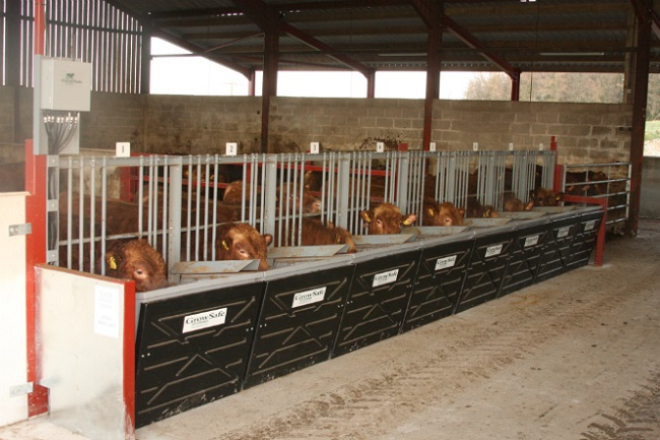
[80,91,147,151]
[144,95,262,155]
[0,85,634,165]
[0,87,14,144]
[431,100,632,164]
[269,97,424,152]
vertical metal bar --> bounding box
[100,158,107,275]
[263,154,278,241]
[338,152,351,231]
[162,156,169,260]
[211,158,219,260]
[66,158,73,268]
[168,156,182,278]
[185,157,192,261]
[202,157,210,260]
[398,152,409,212]
[77,158,84,271]
[90,161,96,274]
[194,156,201,260]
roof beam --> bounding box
[151,28,253,78]
[280,22,374,78]
[441,13,518,78]
[230,0,274,31]
[408,0,437,29]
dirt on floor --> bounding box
[2,220,660,440]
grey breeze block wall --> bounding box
[3,86,632,165]
[270,97,632,164]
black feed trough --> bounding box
[455,222,517,313]
[566,207,604,270]
[332,240,422,357]
[535,210,581,282]
[402,230,475,332]
[243,256,354,389]
[134,273,265,428]
[500,216,552,296]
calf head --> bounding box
[530,187,564,206]
[361,202,417,234]
[423,200,464,226]
[105,239,169,292]
[216,223,272,270]
[503,197,535,212]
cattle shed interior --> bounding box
[1,1,660,440]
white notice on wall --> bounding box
[94,284,120,338]
[435,255,457,271]
[292,287,327,308]
[485,244,503,258]
[373,269,399,287]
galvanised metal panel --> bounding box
[455,225,516,313]
[566,208,605,270]
[500,218,552,297]
[333,245,422,357]
[535,212,581,282]
[244,258,354,389]
[402,234,474,332]
[135,279,265,428]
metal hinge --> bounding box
[8,223,32,237]
[9,382,34,397]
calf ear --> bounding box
[104,251,120,270]
[525,200,535,211]
[426,207,435,218]
[402,214,417,226]
[263,233,273,245]
[459,208,466,218]
[360,210,374,223]
[556,192,565,201]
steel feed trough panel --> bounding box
[134,278,265,428]
[244,258,354,389]
[500,218,552,297]
[333,246,422,357]
[535,212,581,282]
[456,226,516,313]
[567,208,604,269]
[403,234,474,332]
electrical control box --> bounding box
[40,58,91,111]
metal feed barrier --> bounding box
[560,161,631,232]
[53,149,555,277]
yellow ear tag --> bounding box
[364,214,371,222]
[108,256,117,270]
[427,208,435,217]
[403,219,412,226]
[222,240,230,251]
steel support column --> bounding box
[261,26,279,153]
[628,0,652,235]
[510,69,521,102]
[140,19,152,94]
[424,18,442,150]
[5,0,21,86]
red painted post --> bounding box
[123,280,136,437]
[24,141,49,417]
[562,194,608,267]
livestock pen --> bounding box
[25,146,607,439]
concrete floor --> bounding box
[2,219,660,440]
